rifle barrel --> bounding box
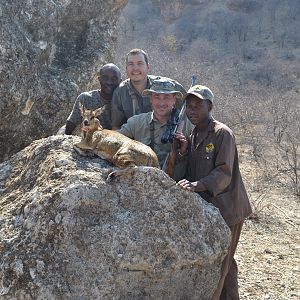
[190,75,197,88]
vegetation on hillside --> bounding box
[114,0,300,197]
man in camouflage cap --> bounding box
[177,84,252,300]
[118,78,189,180]
[142,78,183,98]
[111,48,186,129]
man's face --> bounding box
[126,53,149,83]
[98,67,121,99]
[150,93,176,120]
[186,95,212,126]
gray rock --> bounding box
[0,135,230,299]
[0,0,127,162]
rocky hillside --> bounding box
[115,0,300,94]
[0,0,127,162]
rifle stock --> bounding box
[162,140,178,178]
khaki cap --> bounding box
[186,85,214,103]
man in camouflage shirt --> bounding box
[65,63,121,134]
[111,48,186,129]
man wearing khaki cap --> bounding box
[177,85,252,300]
[118,78,190,180]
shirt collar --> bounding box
[98,90,110,104]
[147,111,154,124]
[207,116,216,132]
[147,111,167,128]
[129,76,151,95]
[192,116,215,135]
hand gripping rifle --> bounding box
[162,75,197,178]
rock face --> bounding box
[0,0,127,162]
[0,135,230,300]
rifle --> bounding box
[162,75,197,179]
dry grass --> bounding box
[237,146,300,300]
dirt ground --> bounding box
[236,150,300,300]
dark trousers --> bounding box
[212,221,243,300]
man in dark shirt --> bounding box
[65,63,121,134]
[111,48,186,129]
[177,85,252,300]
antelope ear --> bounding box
[80,102,85,115]
[94,106,104,117]
[95,118,103,130]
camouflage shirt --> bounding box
[67,90,112,129]
[111,75,187,128]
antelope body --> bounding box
[74,106,159,180]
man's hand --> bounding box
[174,132,188,155]
[177,179,206,192]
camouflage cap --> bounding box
[143,78,183,100]
[186,85,214,103]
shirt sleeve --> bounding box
[118,118,135,139]
[111,88,126,128]
[67,94,85,125]
[200,129,236,196]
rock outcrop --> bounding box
[0,0,127,162]
[0,135,230,299]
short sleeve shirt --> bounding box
[118,112,170,167]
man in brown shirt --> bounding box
[111,48,186,129]
[177,85,252,300]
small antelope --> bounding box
[74,105,160,180]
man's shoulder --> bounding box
[78,90,100,99]
[212,119,233,136]
[128,112,151,124]
[112,80,130,100]
[116,79,130,89]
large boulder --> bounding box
[0,135,230,300]
[0,0,127,162]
